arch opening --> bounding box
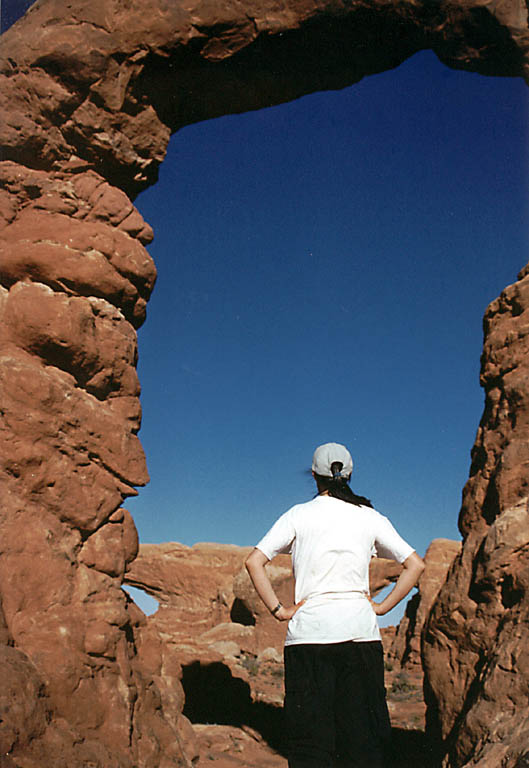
[128,50,529,563]
[1,3,528,765]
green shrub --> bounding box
[390,671,414,695]
[240,654,260,676]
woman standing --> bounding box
[245,442,425,768]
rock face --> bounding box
[423,271,529,767]
[0,157,189,766]
[1,0,528,766]
[125,542,254,634]
[125,540,403,659]
[124,541,411,766]
[126,542,293,657]
[388,539,461,669]
[1,0,528,199]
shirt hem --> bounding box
[284,634,381,646]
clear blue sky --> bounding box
[3,5,528,621]
[129,52,528,572]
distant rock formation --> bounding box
[1,0,528,765]
[388,538,461,669]
[124,541,414,764]
[125,541,403,654]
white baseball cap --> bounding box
[312,442,353,478]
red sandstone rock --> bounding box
[1,1,528,766]
[124,540,406,722]
[125,540,403,652]
[125,542,253,631]
[1,0,527,195]
[0,646,48,759]
[423,271,529,767]
[194,724,287,767]
[126,540,427,756]
[0,163,181,765]
[0,165,156,328]
[388,538,461,669]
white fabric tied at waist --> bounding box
[285,588,380,645]
[302,589,370,603]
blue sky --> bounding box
[1,0,34,32]
[3,3,528,622]
[129,51,528,576]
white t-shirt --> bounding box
[255,495,415,646]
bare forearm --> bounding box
[245,548,304,621]
[246,559,280,613]
[371,552,425,616]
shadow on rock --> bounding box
[182,661,286,754]
[391,727,440,767]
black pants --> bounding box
[283,640,392,768]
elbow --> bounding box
[245,548,268,577]
[245,549,257,574]
[404,552,425,579]
[415,557,426,582]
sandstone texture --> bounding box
[423,272,529,767]
[126,542,292,765]
[388,538,462,670]
[125,541,421,765]
[1,0,528,765]
[1,0,528,198]
[192,724,287,768]
[0,157,188,766]
[124,540,403,676]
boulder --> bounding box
[388,538,461,669]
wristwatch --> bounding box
[271,602,282,616]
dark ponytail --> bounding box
[314,461,373,508]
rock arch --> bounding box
[0,1,528,765]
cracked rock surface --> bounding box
[423,270,529,768]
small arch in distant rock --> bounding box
[123,586,159,616]
[182,661,252,725]
[181,661,285,753]
[230,598,256,626]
